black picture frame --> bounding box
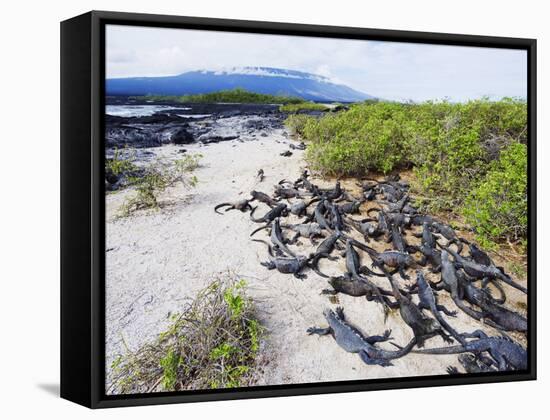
[60,10,537,409]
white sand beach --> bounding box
[105,127,528,392]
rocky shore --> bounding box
[105,101,287,149]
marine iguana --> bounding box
[446,353,497,374]
[289,198,319,217]
[414,222,438,249]
[322,274,408,300]
[250,190,279,207]
[410,214,437,227]
[446,248,527,294]
[458,274,527,332]
[343,240,389,309]
[283,222,324,244]
[309,232,342,277]
[389,225,417,254]
[405,329,527,371]
[294,170,320,195]
[251,218,297,258]
[256,169,265,182]
[381,194,410,213]
[383,268,453,347]
[431,222,468,253]
[260,254,310,279]
[417,244,442,273]
[325,200,346,232]
[337,200,363,215]
[349,239,416,280]
[415,270,465,345]
[250,203,288,224]
[468,243,492,266]
[311,200,334,232]
[321,180,343,201]
[385,212,412,229]
[274,184,307,200]
[307,307,416,367]
[214,198,253,214]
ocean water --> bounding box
[106,105,191,117]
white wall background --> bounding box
[0,0,546,417]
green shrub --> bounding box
[303,102,412,175]
[133,89,305,104]
[108,277,263,394]
[284,114,315,137]
[296,99,526,212]
[279,102,329,113]
[462,142,527,244]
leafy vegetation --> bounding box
[462,142,527,246]
[286,98,527,245]
[132,88,305,104]
[120,153,202,216]
[108,277,263,394]
[284,114,315,137]
[280,102,329,113]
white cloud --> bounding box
[106,24,527,102]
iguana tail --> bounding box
[214,203,231,214]
[250,224,270,237]
[375,336,418,360]
[392,342,467,355]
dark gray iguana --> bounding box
[383,268,453,347]
[446,353,498,375]
[403,329,527,371]
[260,254,310,279]
[252,218,297,258]
[415,270,466,345]
[446,247,527,294]
[307,307,417,367]
[214,198,253,214]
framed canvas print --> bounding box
[60,10,536,408]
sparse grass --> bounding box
[106,147,138,176]
[108,277,264,394]
[105,147,141,190]
[507,260,527,281]
[119,154,202,216]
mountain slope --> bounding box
[106,67,374,102]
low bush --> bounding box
[120,154,202,216]
[284,114,315,137]
[133,88,305,105]
[302,102,412,175]
[279,102,329,113]
[462,142,527,246]
[287,98,527,244]
[108,278,263,394]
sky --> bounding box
[106,24,527,102]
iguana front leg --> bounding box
[446,366,460,375]
[366,329,393,345]
[306,326,332,336]
[321,288,337,295]
[436,304,458,317]
[438,330,454,344]
[260,261,276,270]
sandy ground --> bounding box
[105,127,528,392]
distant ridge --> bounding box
[106,67,375,102]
